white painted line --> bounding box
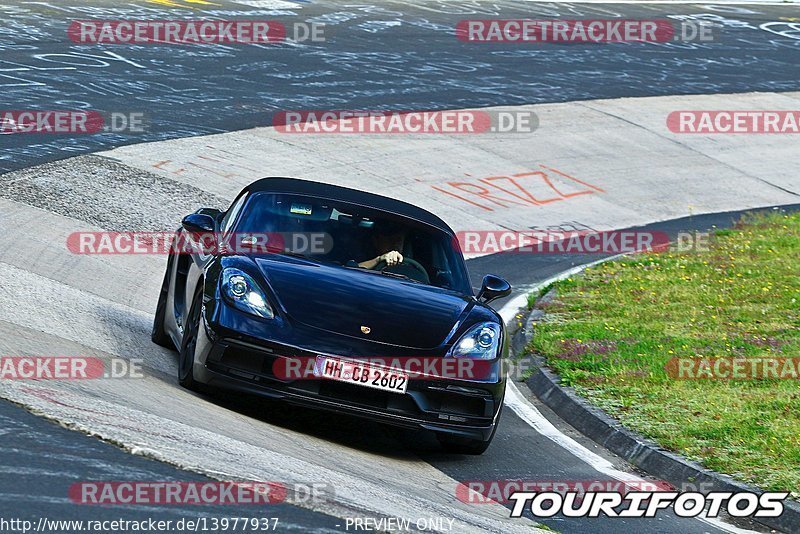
[504,380,640,481]
[499,262,759,534]
[228,0,302,8]
[505,381,757,533]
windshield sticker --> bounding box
[290,203,313,215]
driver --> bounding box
[358,222,406,269]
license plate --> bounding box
[314,356,408,394]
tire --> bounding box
[178,288,204,391]
[437,405,503,455]
[151,257,175,349]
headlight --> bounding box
[221,267,274,319]
[446,322,501,360]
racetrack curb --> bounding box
[515,287,800,533]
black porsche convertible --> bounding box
[152,178,511,454]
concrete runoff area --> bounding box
[0,92,798,532]
[100,91,800,240]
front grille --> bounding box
[210,339,496,424]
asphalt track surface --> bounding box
[1,0,800,173]
[1,0,800,533]
[0,399,342,532]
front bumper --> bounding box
[193,321,505,442]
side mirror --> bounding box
[477,274,511,304]
[181,213,216,233]
[196,207,223,221]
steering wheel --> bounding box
[374,257,430,284]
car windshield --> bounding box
[231,192,471,294]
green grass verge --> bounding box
[527,211,800,494]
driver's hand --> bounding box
[380,250,403,266]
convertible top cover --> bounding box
[244,177,454,235]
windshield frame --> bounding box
[230,191,473,295]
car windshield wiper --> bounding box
[340,262,423,284]
[377,270,423,284]
[257,244,318,262]
[283,249,311,258]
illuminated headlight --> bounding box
[221,267,274,319]
[446,322,501,360]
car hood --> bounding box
[254,256,472,350]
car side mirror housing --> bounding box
[196,207,223,221]
[477,274,512,304]
[182,213,216,233]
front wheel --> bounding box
[178,288,204,391]
[151,257,175,349]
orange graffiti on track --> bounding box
[431,165,605,212]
